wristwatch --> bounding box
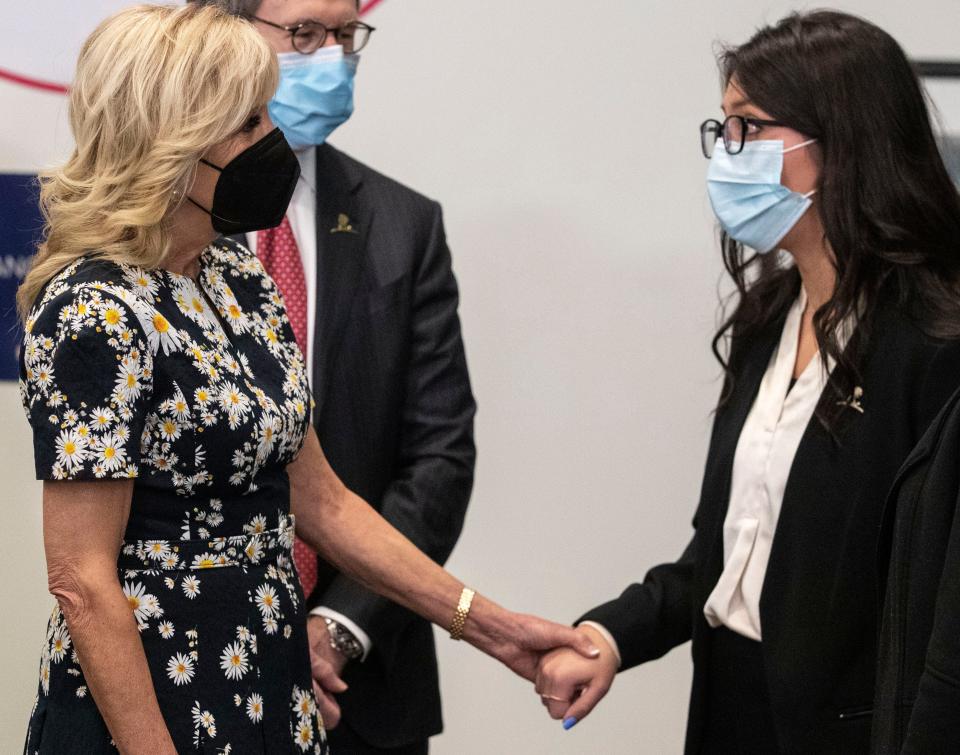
[323,617,364,661]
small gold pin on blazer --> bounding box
[837,386,865,414]
[330,213,358,234]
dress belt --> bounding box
[117,513,297,572]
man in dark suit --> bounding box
[191,1,476,752]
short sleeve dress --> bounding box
[20,239,328,754]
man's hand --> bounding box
[534,625,619,728]
[306,616,349,728]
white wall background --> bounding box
[1,1,959,753]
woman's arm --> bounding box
[289,428,600,676]
[43,480,175,755]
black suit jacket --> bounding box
[240,143,476,747]
[873,380,960,754]
[581,299,960,754]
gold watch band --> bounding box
[449,587,476,641]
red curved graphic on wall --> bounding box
[0,0,386,96]
[0,67,70,95]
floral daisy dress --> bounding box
[20,239,327,754]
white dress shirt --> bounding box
[703,286,840,641]
[245,146,372,660]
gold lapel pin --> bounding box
[330,213,358,235]
[837,386,865,414]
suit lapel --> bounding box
[312,145,370,410]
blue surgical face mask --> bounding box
[706,137,818,253]
[268,45,359,151]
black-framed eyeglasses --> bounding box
[252,16,376,55]
[700,115,786,158]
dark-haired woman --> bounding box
[533,10,960,755]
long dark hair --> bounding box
[712,10,960,428]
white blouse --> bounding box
[703,287,840,641]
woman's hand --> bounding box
[459,595,602,681]
[535,625,619,728]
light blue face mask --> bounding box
[268,45,359,151]
[706,137,818,253]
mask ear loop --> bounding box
[184,158,224,217]
[782,139,819,199]
[185,195,213,217]
[782,137,818,154]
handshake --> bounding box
[305,611,620,731]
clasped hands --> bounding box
[307,614,618,731]
[534,624,619,729]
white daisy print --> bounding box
[170,394,191,422]
[99,303,127,334]
[50,625,71,662]
[95,431,127,472]
[244,538,264,563]
[221,298,250,334]
[219,641,249,680]
[219,382,252,429]
[123,581,159,624]
[144,540,173,562]
[244,514,268,535]
[256,414,279,462]
[254,584,280,618]
[191,704,216,738]
[114,358,145,403]
[191,552,219,569]
[158,621,175,639]
[166,652,195,685]
[245,692,264,723]
[294,719,314,751]
[40,656,50,695]
[292,687,316,719]
[55,429,88,472]
[34,362,55,391]
[159,417,181,442]
[123,268,160,301]
[182,575,201,599]
[145,311,182,356]
[90,406,115,429]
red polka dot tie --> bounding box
[256,216,318,599]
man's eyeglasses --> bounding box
[252,17,376,55]
[700,115,786,158]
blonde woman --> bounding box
[19,6,596,753]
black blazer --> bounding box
[239,144,476,747]
[580,300,960,754]
[874,381,960,754]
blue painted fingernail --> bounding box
[563,717,578,730]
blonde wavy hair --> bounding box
[17,3,278,319]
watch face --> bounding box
[326,619,363,660]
